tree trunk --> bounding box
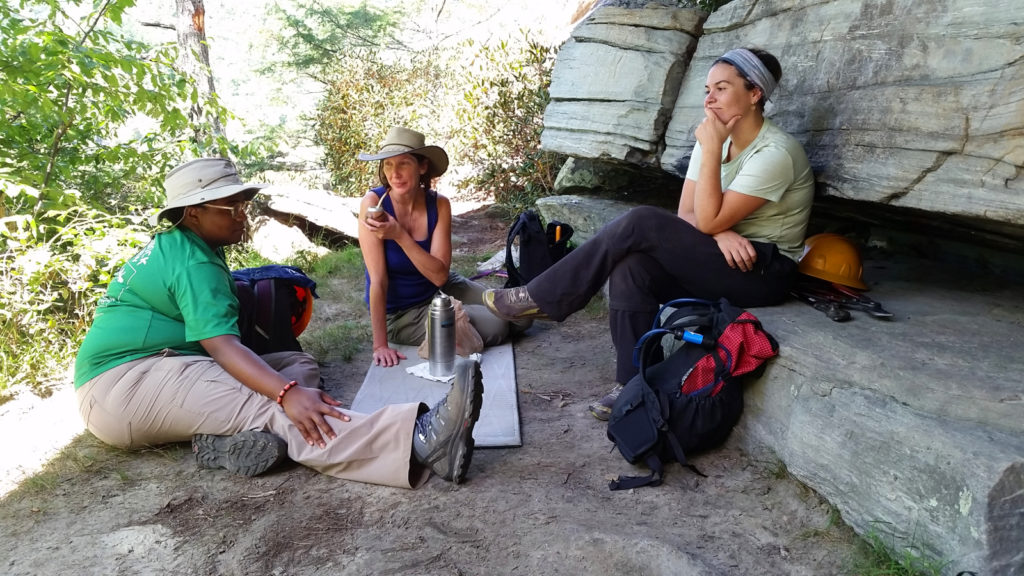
[174,0,224,146]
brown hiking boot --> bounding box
[483,286,549,321]
[587,383,624,421]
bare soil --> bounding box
[0,207,863,576]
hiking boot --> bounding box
[412,358,484,483]
[192,430,289,477]
[587,383,624,421]
[483,286,549,321]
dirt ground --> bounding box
[0,207,865,576]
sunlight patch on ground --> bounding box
[0,383,84,498]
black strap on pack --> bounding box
[504,210,574,288]
[503,212,534,288]
[608,392,705,490]
[232,265,317,355]
[608,299,727,490]
[609,320,710,490]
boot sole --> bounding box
[192,430,289,477]
[447,359,484,484]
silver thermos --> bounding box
[427,293,456,377]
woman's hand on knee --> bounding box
[712,230,757,272]
[281,386,350,448]
[372,345,406,367]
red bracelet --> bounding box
[276,381,298,405]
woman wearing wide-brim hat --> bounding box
[73,157,485,487]
[358,126,529,368]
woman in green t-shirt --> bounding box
[74,158,483,487]
[482,48,815,420]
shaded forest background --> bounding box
[0,0,596,398]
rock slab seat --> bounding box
[744,256,1023,575]
[537,194,1023,574]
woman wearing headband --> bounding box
[357,126,528,368]
[483,47,815,420]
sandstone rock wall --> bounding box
[544,0,1024,229]
[541,6,703,164]
[663,0,1024,228]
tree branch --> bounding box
[42,0,116,192]
[139,21,175,30]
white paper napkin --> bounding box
[404,353,483,382]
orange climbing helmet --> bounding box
[798,233,868,290]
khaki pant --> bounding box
[387,272,529,346]
[76,350,428,489]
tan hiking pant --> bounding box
[76,350,428,489]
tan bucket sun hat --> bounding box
[357,126,449,179]
[151,157,267,225]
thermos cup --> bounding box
[427,293,456,377]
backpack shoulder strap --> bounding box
[234,278,257,343]
[251,277,277,340]
[608,363,708,490]
[657,298,716,332]
[504,212,530,288]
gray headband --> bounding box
[718,48,777,102]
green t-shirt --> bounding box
[685,118,814,260]
[74,227,240,388]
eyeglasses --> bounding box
[203,201,250,219]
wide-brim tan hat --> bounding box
[357,126,449,179]
[151,157,267,225]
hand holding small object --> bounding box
[366,189,389,221]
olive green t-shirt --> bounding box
[74,227,240,388]
[685,118,814,260]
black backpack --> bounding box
[503,209,574,288]
[232,265,318,355]
[607,298,779,490]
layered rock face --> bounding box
[544,0,1024,231]
[540,0,1024,573]
[662,0,1024,229]
[541,5,703,165]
